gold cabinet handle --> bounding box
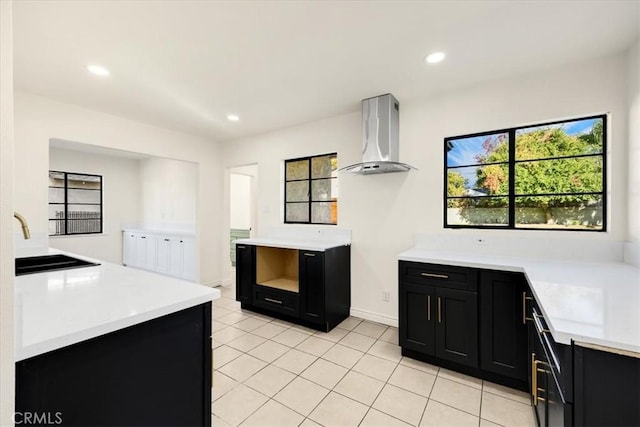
[421,272,448,279]
[522,292,534,325]
[438,297,442,323]
[265,297,283,304]
[427,295,431,321]
[532,357,550,406]
[536,394,546,403]
[533,360,547,406]
[304,253,316,257]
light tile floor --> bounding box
[212,285,535,427]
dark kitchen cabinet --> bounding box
[236,244,350,332]
[399,261,478,369]
[530,325,572,427]
[480,270,528,382]
[436,287,478,367]
[573,345,640,426]
[400,259,640,427]
[299,251,325,324]
[399,282,436,355]
[531,326,549,427]
[16,303,211,427]
[399,261,534,391]
[529,302,572,427]
[547,370,567,427]
[235,244,255,304]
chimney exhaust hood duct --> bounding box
[340,93,416,175]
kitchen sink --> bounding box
[15,254,100,276]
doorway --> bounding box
[229,164,257,267]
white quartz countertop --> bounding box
[122,228,195,237]
[14,248,219,361]
[235,237,350,251]
[398,248,640,355]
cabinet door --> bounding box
[182,238,197,281]
[435,288,478,367]
[574,345,640,426]
[532,333,548,427]
[399,281,436,355]
[136,234,148,267]
[123,232,137,266]
[480,271,528,381]
[169,239,184,277]
[235,245,255,304]
[143,235,158,271]
[157,237,171,273]
[546,370,567,427]
[299,251,325,325]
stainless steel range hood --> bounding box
[340,93,416,175]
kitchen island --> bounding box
[14,248,219,427]
[235,229,351,332]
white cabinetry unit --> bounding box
[122,230,197,282]
[123,232,137,266]
[182,237,197,281]
[157,237,171,274]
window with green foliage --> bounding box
[284,153,338,224]
[49,170,103,236]
[445,115,606,231]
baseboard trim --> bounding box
[349,307,398,328]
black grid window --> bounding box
[49,170,103,236]
[284,153,338,225]
[444,114,606,231]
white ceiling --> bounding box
[13,1,639,142]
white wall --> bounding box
[627,39,640,265]
[13,92,224,285]
[222,52,631,325]
[0,0,15,422]
[139,157,197,230]
[49,147,141,264]
[230,173,252,229]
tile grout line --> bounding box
[213,307,528,427]
[478,383,484,427]
[215,313,410,425]
[304,329,394,426]
[217,316,383,425]
[216,320,340,424]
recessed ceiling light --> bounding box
[227,114,240,122]
[425,52,446,64]
[87,64,110,76]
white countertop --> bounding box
[235,237,350,251]
[399,248,640,354]
[14,248,219,361]
[122,228,196,237]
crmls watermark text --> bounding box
[13,412,63,425]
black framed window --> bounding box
[445,115,606,231]
[49,170,103,236]
[284,153,338,224]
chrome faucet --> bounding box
[13,212,31,239]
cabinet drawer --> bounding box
[253,285,300,317]
[399,261,478,292]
